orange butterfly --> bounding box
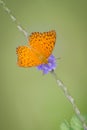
[16,30,56,67]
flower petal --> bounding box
[37,55,57,74]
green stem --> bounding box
[51,70,87,130]
[0,0,28,38]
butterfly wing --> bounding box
[28,30,56,59]
[16,46,42,67]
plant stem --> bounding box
[0,0,28,38]
[51,70,87,130]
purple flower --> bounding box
[37,55,57,74]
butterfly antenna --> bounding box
[55,57,61,60]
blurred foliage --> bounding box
[60,115,87,130]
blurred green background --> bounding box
[0,0,87,130]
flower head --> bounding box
[37,55,57,74]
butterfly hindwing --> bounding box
[16,46,42,67]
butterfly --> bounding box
[16,30,56,67]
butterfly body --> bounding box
[16,30,56,67]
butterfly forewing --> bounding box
[28,30,56,58]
